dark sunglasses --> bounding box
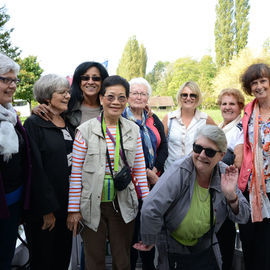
[180,93,197,100]
[193,143,221,158]
[80,75,101,82]
[104,94,127,103]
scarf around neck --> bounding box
[0,103,18,161]
[249,101,270,222]
[123,107,157,169]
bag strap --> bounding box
[209,188,214,246]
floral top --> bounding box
[248,112,270,193]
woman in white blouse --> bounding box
[162,81,215,171]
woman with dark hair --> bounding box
[0,52,31,270]
[33,61,109,128]
[235,63,270,270]
[67,75,149,270]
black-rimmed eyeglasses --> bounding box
[0,76,20,86]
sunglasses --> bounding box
[193,143,221,158]
[80,75,101,82]
[104,94,127,103]
[180,93,197,100]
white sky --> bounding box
[3,0,270,76]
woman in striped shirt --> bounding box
[67,75,149,270]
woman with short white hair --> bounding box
[0,52,31,270]
[135,125,250,270]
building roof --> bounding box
[149,96,175,107]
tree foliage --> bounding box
[14,56,43,109]
[0,6,20,59]
[215,0,234,67]
[235,0,250,54]
[213,47,270,105]
[117,36,147,80]
[215,0,250,68]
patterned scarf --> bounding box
[250,101,270,222]
[123,107,157,169]
[0,103,18,161]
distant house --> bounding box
[149,96,175,110]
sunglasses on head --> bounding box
[180,93,197,100]
[193,143,221,158]
[80,75,101,82]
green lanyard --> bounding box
[102,117,120,172]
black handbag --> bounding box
[99,114,132,191]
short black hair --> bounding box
[100,75,130,97]
[68,61,109,110]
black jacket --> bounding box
[24,115,74,218]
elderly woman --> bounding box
[67,75,149,270]
[122,77,168,270]
[23,74,74,270]
[135,125,250,270]
[0,53,31,270]
[235,63,270,270]
[216,88,245,270]
[162,81,215,171]
[33,61,109,128]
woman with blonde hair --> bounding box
[162,81,215,170]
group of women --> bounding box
[1,49,270,270]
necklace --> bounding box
[196,179,210,202]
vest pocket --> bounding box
[80,194,91,224]
[83,148,100,173]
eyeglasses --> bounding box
[130,92,148,98]
[103,94,127,103]
[180,93,197,100]
[56,89,71,96]
[80,75,101,82]
[0,76,20,85]
[193,143,221,158]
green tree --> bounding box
[0,6,20,59]
[146,61,169,93]
[235,0,250,54]
[139,44,147,78]
[117,36,147,81]
[215,0,234,67]
[215,0,250,68]
[198,55,217,108]
[14,56,43,109]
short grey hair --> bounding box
[34,74,70,104]
[194,125,227,153]
[176,81,202,108]
[129,77,152,96]
[0,52,20,75]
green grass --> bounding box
[153,108,223,125]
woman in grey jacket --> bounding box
[134,125,250,270]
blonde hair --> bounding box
[176,81,202,107]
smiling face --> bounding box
[192,136,224,174]
[220,94,242,126]
[100,84,127,122]
[128,83,148,111]
[0,71,17,106]
[179,86,198,110]
[250,77,270,101]
[49,88,71,114]
[80,66,102,100]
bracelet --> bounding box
[227,195,238,204]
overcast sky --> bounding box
[3,0,270,76]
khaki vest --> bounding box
[78,116,139,231]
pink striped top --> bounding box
[68,126,149,212]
